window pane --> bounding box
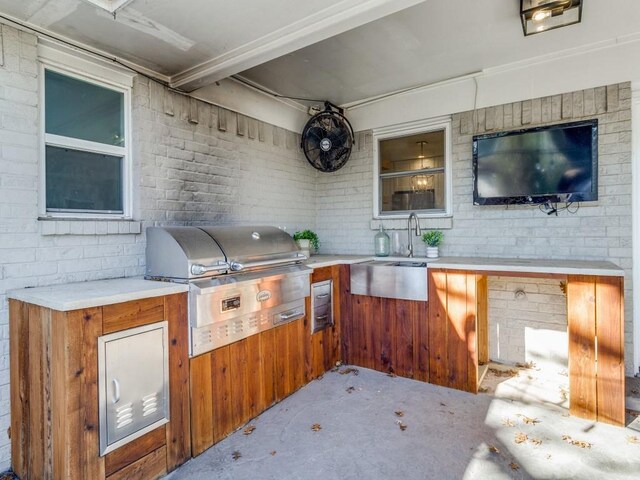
[45,70,125,146]
[46,146,123,213]
[379,130,445,174]
[381,172,445,212]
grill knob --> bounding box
[252,232,260,240]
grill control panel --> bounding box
[222,295,241,312]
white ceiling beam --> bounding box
[169,0,428,91]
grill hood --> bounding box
[145,226,304,281]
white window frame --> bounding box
[38,44,133,220]
[372,116,453,219]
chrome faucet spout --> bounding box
[407,212,421,258]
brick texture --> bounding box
[316,83,633,373]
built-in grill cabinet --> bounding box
[98,321,170,455]
[311,279,333,333]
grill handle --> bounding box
[229,253,307,272]
[191,261,230,276]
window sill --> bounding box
[370,216,453,230]
[39,218,142,236]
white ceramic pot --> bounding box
[426,246,439,258]
[296,239,311,258]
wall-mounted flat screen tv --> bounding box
[473,119,598,205]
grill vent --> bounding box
[142,393,159,417]
[115,403,133,429]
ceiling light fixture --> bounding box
[520,0,582,36]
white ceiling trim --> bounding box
[169,0,428,91]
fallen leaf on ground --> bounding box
[509,462,520,471]
[516,361,537,370]
[311,423,322,431]
[546,454,552,460]
[530,437,543,446]
[488,445,500,454]
[478,386,489,393]
[559,387,569,401]
[558,370,569,377]
[346,386,355,394]
[395,411,404,417]
[387,372,397,378]
[627,409,640,418]
[562,435,592,448]
[489,367,519,378]
[243,425,256,435]
[339,367,359,376]
[630,388,639,395]
[502,418,515,427]
[517,414,541,425]
[397,421,407,431]
[515,432,528,444]
[627,435,640,444]
[440,402,447,407]
[232,451,242,460]
[331,361,343,372]
[270,451,277,456]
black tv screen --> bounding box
[473,120,598,205]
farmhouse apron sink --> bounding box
[350,260,428,301]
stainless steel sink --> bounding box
[350,260,428,302]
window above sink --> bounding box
[372,117,452,219]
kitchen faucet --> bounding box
[407,212,421,258]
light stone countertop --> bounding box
[304,254,624,277]
[7,277,189,312]
[8,255,623,312]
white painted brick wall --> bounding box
[0,25,316,472]
[316,83,634,373]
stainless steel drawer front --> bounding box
[98,321,170,456]
[191,299,306,357]
[311,280,334,333]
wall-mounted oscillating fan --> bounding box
[301,102,354,172]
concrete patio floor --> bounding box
[166,367,640,480]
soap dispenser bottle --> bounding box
[374,224,390,257]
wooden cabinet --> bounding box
[428,269,625,426]
[189,265,343,457]
[341,264,429,381]
[9,294,190,480]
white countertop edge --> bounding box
[305,255,625,277]
[8,278,189,312]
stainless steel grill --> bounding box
[145,226,311,356]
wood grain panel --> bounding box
[274,324,290,401]
[105,427,166,477]
[339,265,353,364]
[102,297,165,334]
[80,307,106,480]
[106,446,167,480]
[27,304,47,480]
[189,354,213,457]
[288,320,305,393]
[370,296,383,372]
[259,329,276,411]
[9,300,29,480]
[395,300,414,378]
[210,346,233,444]
[328,265,342,367]
[567,276,598,421]
[164,293,191,470]
[52,309,83,480]
[446,272,469,391]
[465,273,478,393]
[428,270,449,387]
[476,276,489,365]
[229,339,251,427]
[414,299,429,382]
[246,334,262,418]
[595,276,625,426]
[380,298,396,373]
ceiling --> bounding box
[2,0,640,108]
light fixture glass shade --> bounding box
[521,0,582,36]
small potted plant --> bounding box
[293,230,320,257]
[422,230,443,258]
